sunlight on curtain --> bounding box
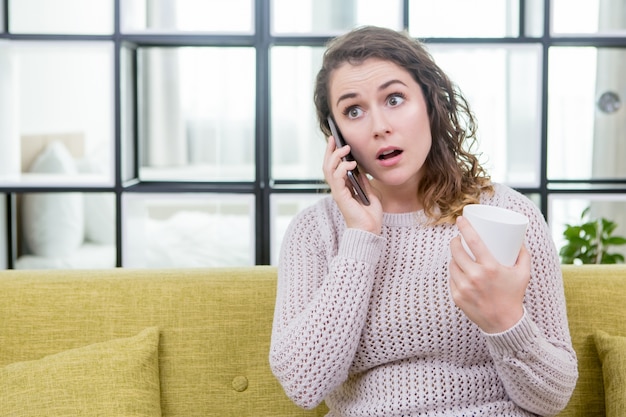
[593,0,626,179]
[589,0,626,251]
[140,3,185,168]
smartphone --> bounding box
[327,116,370,206]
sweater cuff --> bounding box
[338,228,385,263]
[483,307,542,355]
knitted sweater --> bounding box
[269,184,578,417]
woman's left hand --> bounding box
[449,215,531,333]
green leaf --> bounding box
[563,226,582,239]
[614,253,625,262]
[559,207,626,265]
[602,219,618,235]
[602,254,620,264]
[559,245,580,258]
[565,236,590,247]
[605,236,626,246]
[581,223,597,237]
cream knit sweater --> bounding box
[270,184,578,416]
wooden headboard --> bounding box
[20,132,84,172]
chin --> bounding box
[374,176,416,189]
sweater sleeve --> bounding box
[483,189,578,416]
[269,204,385,409]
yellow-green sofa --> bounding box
[0,265,624,416]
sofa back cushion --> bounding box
[0,267,328,417]
[559,265,626,417]
[4,265,623,416]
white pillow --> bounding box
[15,243,116,269]
[22,141,84,257]
[76,157,115,245]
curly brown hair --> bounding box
[314,26,493,224]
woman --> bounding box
[269,26,577,416]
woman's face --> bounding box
[328,58,432,197]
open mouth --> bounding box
[377,149,403,160]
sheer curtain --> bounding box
[140,1,186,168]
[592,0,626,179]
[591,0,626,245]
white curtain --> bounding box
[591,0,626,250]
[592,0,626,178]
[140,0,187,167]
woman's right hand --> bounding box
[323,136,383,235]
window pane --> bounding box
[271,46,326,180]
[122,193,255,267]
[4,42,114,187]
[548,47,626,180]
[524,0,545,37]
[552,0,626,35]
[0,41,18,181]
[270,193,327,265]
[15,192,116,269]
[548,195,626,263]
[138,47,256,182]
[429,44,542,187]
[9,0,113,35]
[409,0,520,38]
[121,0,253,33]
[271,0,402,35]
[121,45,137,183]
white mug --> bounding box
[461,204,529,267]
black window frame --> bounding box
[2,0,626,268]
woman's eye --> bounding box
[388,94,405,107]
[345,107,362,119]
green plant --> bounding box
[560,207,626,264]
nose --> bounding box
[370,109,391,139]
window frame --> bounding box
[2,0,626,268]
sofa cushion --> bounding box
[0,267,327,417]
[559,265,626,417]
[594,329,626,417]
[0,327,161,417]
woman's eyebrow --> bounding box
[335,79,408,107]
[336,92,358,108]
[379,79,407,91]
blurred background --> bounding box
[1,0,625,269]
